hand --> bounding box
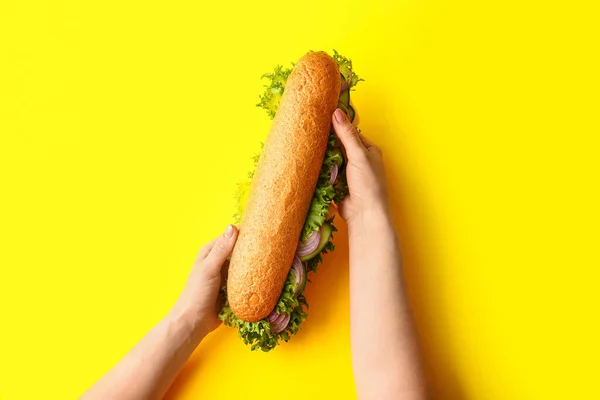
[172,225,238,338]
[332,108,390,228]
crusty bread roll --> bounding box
[227,52,341,322]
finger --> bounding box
[337,199,350,221]
[197,238,218,261]
[204,225,238,273]
[332,108,366,160]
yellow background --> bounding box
[1,0,599,399]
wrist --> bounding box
[167,303,209,344]
[347,207,393,235]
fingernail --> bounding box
[225,225,235,239]
[334,108,346,123]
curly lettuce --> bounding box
[256,65,292,119]
[306,217,338,273]
[233,145,262,224]
[300,133,344,240]
[333,49,364,90]
[220,51,361,351]
[219,269,307,351]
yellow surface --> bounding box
[1,1,599,399]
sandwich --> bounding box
[218,50,362,351]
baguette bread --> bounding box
[227,52,341,322]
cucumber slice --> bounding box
[339,89,350,108]
[299,223,333,262]
[347,105,356,122]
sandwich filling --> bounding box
[219,51,362,351]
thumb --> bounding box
[204,225,238,272]
[332,108,366,160]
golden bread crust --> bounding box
[227,52,341,322]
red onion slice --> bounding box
[273,313,290,333]
[267,311,291,334]
[329,163,339,185]
[272,312,285,325]
[267,311,279,323]
[291,256,306,296]
[296,229,321,257]
[267,310,283,324]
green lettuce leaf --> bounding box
[218,270,307,352]
[275,266,301,313]
[333,49,364,90]
[233,144,262,224]
[300,133,344,241]
[306,217,338,273]
[257,65,292,119]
